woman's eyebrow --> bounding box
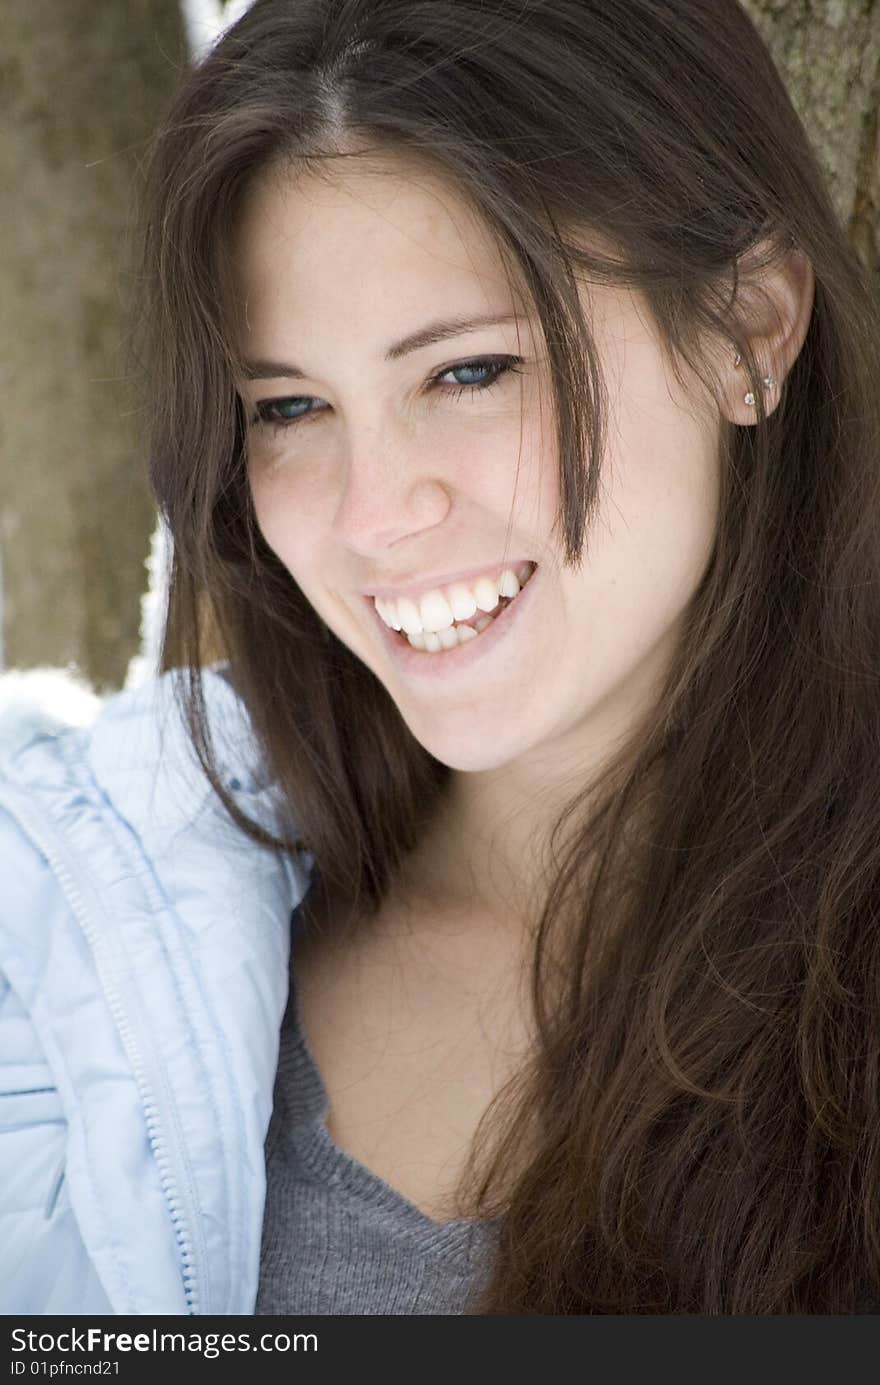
[240,311,526,380]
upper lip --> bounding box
[361,560,536,605]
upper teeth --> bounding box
[374,561,535,635]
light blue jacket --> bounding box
[0,667,313,1314]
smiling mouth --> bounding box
[387,562,537,654]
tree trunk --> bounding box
[0,0,185,693]
[741,0,880,276]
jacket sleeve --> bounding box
[0,806,112,1314]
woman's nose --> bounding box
[330,425,453,555]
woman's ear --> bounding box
[718,239,815,426]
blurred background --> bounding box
[0,0,878,707]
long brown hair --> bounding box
[135,0,880,1312]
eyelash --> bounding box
[248,354,525,433]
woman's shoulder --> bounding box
[0,661,312,969]
[0,660,252,794]
[0,666,104,764]
[0,661,285,835]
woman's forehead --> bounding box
[230,157,538,334]
[235,152,508,273]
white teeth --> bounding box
[396,596,424,635]
[498,568,521,598]
[373,561,537,636]
[403,620,483,651]
[376,597,402,631]
[418,590,455,633]
[447,583,478,621]
[473,576,501,613]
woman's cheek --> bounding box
[248,439,330,532]
[246,468,291,564]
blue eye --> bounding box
[439,357,517,394]
[249,354,524,432]
[254,396,314,425]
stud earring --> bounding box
[743,377,776,407]
[734,351,776,407]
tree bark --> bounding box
[741,0,880,275]
[0,0,185,692]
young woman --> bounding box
[2,0,879,1315]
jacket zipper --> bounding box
[0,778,201,1314]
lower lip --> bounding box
[365,566,540,681]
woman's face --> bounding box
[233,154,722,780]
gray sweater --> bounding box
[255,957,501,1314]
[257,920,880,1316]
